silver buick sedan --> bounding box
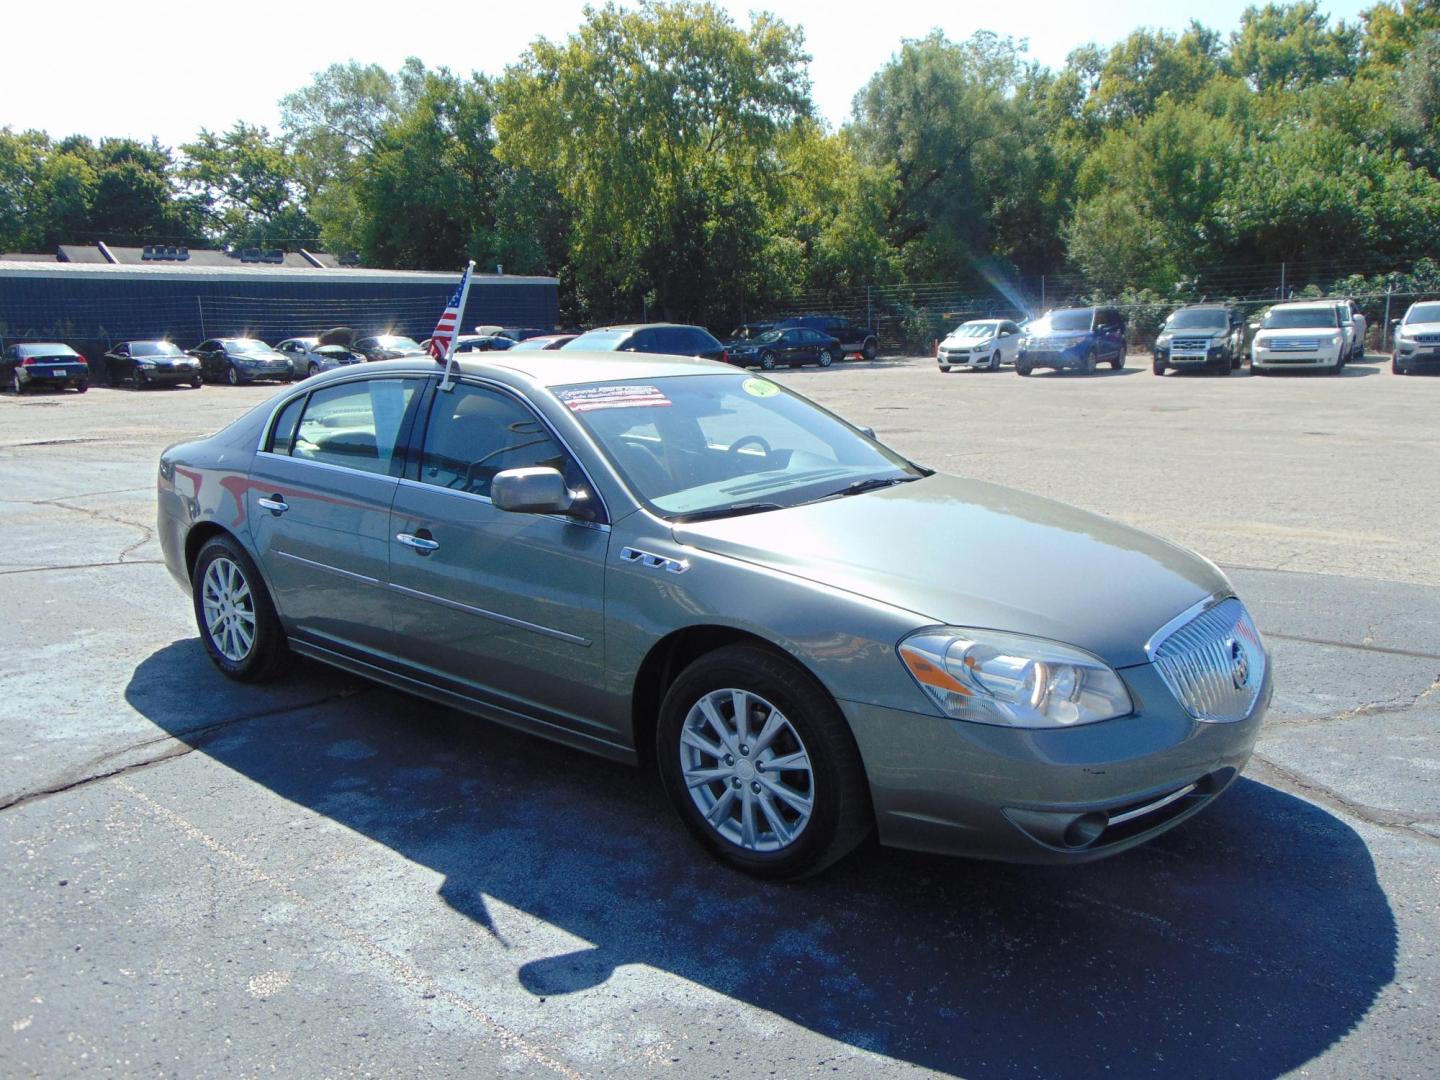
[157,353,1270,878]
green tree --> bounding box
[1228,2,1361,91]
[496,0,812,323]
[1087,23,1224,125]
[179,123,316,247]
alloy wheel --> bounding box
[201,557,257,663]
[680,687,814,852]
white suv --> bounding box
[1251,303,1347,375]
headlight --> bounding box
[1155,334,1171,347]
[1396,328,1413,342]
[898,628,1133,728]
[137,360,155,368]
[1330,334,1342,346]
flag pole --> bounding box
[439,260,476,393]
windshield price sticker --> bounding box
[558,385,672,412]
[741,377,779,398]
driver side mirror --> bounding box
[491,467,575,515]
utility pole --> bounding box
[1040,275,1046,311]
[1382,285,1393,351]
[1279,263,1286,299]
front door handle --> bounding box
[257,495,288,514]
[396,532,440,553]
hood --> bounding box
[672,473,1229,668]
[1398,320,1440,335]
[1254,326,1337,341]
[1025,328,1092,341]
[942,332,994,346]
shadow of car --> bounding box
[126,639,1397,1078]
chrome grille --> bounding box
[1268,338,1320,352]
[1415,334,1440,344]
[1148,598,1266,724]
[1172,337,1211,350]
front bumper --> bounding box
[1156,347,1226,368]
[138,365,200,382]
[1395,345,1440,369]
[235,363,291,381]
[839,660,1270,863]
[1019,347,1089,370]
[1252,350,1340,369]
[937,349,994,368]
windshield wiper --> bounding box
[823,476,917,499]
[673,502,786,523]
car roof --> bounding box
[1270,301,1336,311]
[345,350,732,389]
[585,323,700,332]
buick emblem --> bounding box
[1228,639,1250,689]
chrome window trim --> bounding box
[254,371,426,456]
[385,581,592,646]
[394,477,611,533]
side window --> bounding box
[293,378,421,476]
[419,383,589,504]
[683,329,715,353]
[267,394,306,453]
[623,331,653,353]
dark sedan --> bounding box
[726,326,842,370]
[510,334,578,351]
[192,339,292,385]
[562,323,727,361]
[105,341,202,389]
[354,334,428,361]
[3,342,89,394]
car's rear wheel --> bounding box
[75,381,88,393]
[10,370,23,394]
[192,535,291,682]
[656,645,871,880]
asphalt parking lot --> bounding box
[2,354,1437,1078]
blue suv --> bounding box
[1016,307,1127,376]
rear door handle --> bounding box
[396,532,440,553]
[257,495,289,514]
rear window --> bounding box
[564,330,631,350]
[17,343,79,358]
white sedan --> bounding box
[936,319,1024,372]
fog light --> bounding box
[1062,813,1107,849]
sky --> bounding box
[7,0,1377,147]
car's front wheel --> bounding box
[657,645,871,880]
[1152,358,1166,376]
[862,338,877,362]
[818,348,834,368]
[759,350,777,371]
[1016,360,1033,377]
[10,370,23,394]
[192,535,291,681]
[225,364,241,386]
[308,362,320,377]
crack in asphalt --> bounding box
[1249,755,1440,842]
[38,497,156,561]
[1266,677,1440,728]
[0,689,366,814]
[0,559,164,577]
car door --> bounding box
[386,378,612,739]
[998,322,1020,363]
[247,374,426,659]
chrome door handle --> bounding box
[396,532,440,552]
[257,495,288,514]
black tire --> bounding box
[191,535,292,682]
[1152,359,1166,376]
[862,338,877,362]
[988,352,1001,371]
[1230,350,1241,370]
[225,363,241,386]
[10,370,23,394]
[1016,360,1033,377]
[308,362,320,377]
[190,377,203,389]
[818,348,834,368]
[938,365,951,373]
[1392,356,1404,375]
[1110,351,1124,370]
[656,645,872,880]
[1081,350,1096,375]
[75,381,88,393]
[759,350,777,371]
[1327,358,1343,376]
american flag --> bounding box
[428,263,473,360]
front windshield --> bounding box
[226,339,273,355]
[951,322,997,339]
[557,372,924,519]
[1165,309,1227,331]
[131,341,183,357]
[1034,310,1093,333]
[1404,302,1440,324]
[1262,308,1337,330]
[563,330,629,350]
